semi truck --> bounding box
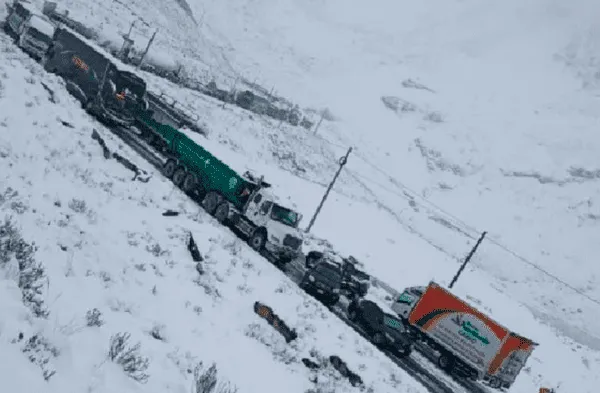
[391,281,538,390]
[135,111,304,265]
[3,0,37,37]
[4,0,56,60]
[43,27,148,127]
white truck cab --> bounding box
[4,0,35,35]
[242,187,303,264]
[17,14,55,59]
[4,1,55,59]
[391,286,426,321]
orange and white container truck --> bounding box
[391,281,538,390]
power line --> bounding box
[483,236,600,307]
[265,130,600,307]
[346,151,600,307]
[352,150,480,235]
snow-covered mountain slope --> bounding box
[183,0,600,331]
[0,36,431,393]
[42,0,600,347]
[2,0,600,392]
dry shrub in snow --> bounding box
[193,362,238,393]
[22,334,60,381]
[85,308,104,327]
[0,216,49,318]
[108,332,150,383]
[149,323,167,342]
[67,198,87,213]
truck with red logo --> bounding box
[391,281,537,390]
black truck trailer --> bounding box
[43,27,147,127]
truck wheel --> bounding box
[437,353,454,371]
[84,98,98,116]
[144,129,156,145]
[249,229,266,252]
[163,159,177,178]
[488,377,501,389]
[202,191,220,215]
[372,332,385,346]
[181,172,198,194]
[276,256,292,265]
[327,295,340,307]
[214,202,229,224]
[347,307,358,322]
[172,167,187,187]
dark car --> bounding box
[305,251,370,299]
[347,299,413,357]
[300,261,342,307]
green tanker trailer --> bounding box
[136,111,303,265]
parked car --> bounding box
[347,298,413,357]
[305,251,370,298]
[299,261,342,307]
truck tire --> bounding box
[163,159,177,178]
[181,172,198,194]
[327,295,340,307]
[84,98,99,117]
[347,306,358,322]
[488,377,501,389]
[372,332,385,347]
[202,191,220,215]
[172,167,187,187]
[214,202,229,224]
[276,256,292,265]
[249,229,266,252]
[437,353,454,372]
[143,128,157,145]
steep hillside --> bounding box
[0,34,429,393]
[2,0,600,392]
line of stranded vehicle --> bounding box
[2,2,539,390]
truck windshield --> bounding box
[270,204,300,228]
[27,28,52,44]
[15,4,31,18]
[383,315,405,332]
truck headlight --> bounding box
[270,235,280,243]
[308,275,315,282]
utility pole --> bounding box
[305,147,353,233]
[449,231,487,289]
[137,28,158,70]
[119,20,136,61]
[313,111,325,135]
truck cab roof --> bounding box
[27,14,55,36]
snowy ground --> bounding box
[0,35,432,393]
[2,0,600,392]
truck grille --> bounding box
[283,234,302,250]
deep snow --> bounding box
[0,34,432,393]
[2,0,600,392]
